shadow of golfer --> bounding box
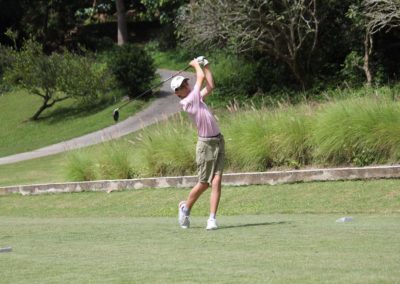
[218,221,288,230]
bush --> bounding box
[268,106,313,167]
[312,97,400,166]
[222,111,273,171]
[98,143,136,179]
[0,45,14,93]
[135,115,197,176]
[66,151,97,181]
[223,106,313,171]
[340,51,365,86]
[106,44,156,98]
[206,52,258,107]
[0,45,13,77]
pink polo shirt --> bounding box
[180,85,220,137]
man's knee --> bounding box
[212,175,222,188]
[198,182,209,190]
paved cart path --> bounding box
[0,69,195,165]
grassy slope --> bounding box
[0,90,146,157]
[0,181,399,283]
[0,153,68,186]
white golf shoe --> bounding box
[178,201,190,229]
[206,218,218,230]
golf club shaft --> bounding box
[117,65,191,111]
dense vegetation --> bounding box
[1,0,400,183]
[1,0,399,97]
[62,88,399,181]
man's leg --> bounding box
[206,174,222,230]
[210,174,222,216]
[178,182,208,228]
[186,182,209,210]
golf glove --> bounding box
[196,56,209,67]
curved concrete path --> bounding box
[0,69,195,165]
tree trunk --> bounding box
[363,30,373,86]
[32,98,51,121]
[286,59,306,90]
[116,0,128,45]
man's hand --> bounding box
[190,58,201,68]
[196,56,209,67]
[190,58,205,90]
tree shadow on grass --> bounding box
[219,221,289,230]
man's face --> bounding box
[175,80,191,99]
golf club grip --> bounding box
[118,65,191,110]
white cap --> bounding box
[170,76,188,92]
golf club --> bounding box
[112,65,191,122]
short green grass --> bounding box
[0,215,399,284]
[0,180,399,283]
[0,90,146,156]
[0,153,68,186]
[1,180,399,217]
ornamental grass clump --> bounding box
[268,106,313,167]
[312,97,400,166]
[222,111,273,171]
[66,151,97,181]
[98,142,136,180]
[135,115,197,176]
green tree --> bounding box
[106,44,155,98]
[5,39,113,120]
[140,0,187,24]
[346,0,400,85]
[176,0,318,89]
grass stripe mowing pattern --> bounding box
[0,215,399,283]
[0,180,399,283]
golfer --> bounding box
[171,57,225,230]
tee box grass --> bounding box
[0,180,399,283]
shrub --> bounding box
[312,97,400,166]
[340,51,365,86]
[106,44,156,98]
[0,45,14,93]
[66,151,97,181]
[223,106,313,171]
[268,106,313,167]
[0,45,13,77]
[98,143,136,180]
[206,52,258,107]
[222,111,273,171]
[135,115,197,176]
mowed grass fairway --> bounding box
[1,180,399,283]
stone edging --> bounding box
[1,165,399,196]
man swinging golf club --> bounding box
[171,56,225,230]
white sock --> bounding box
[183,206,190,216]
[209,213,216,220]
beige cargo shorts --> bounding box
[196,134,225,184]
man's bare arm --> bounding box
[201,65,214,98]
[190,59,205,90]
